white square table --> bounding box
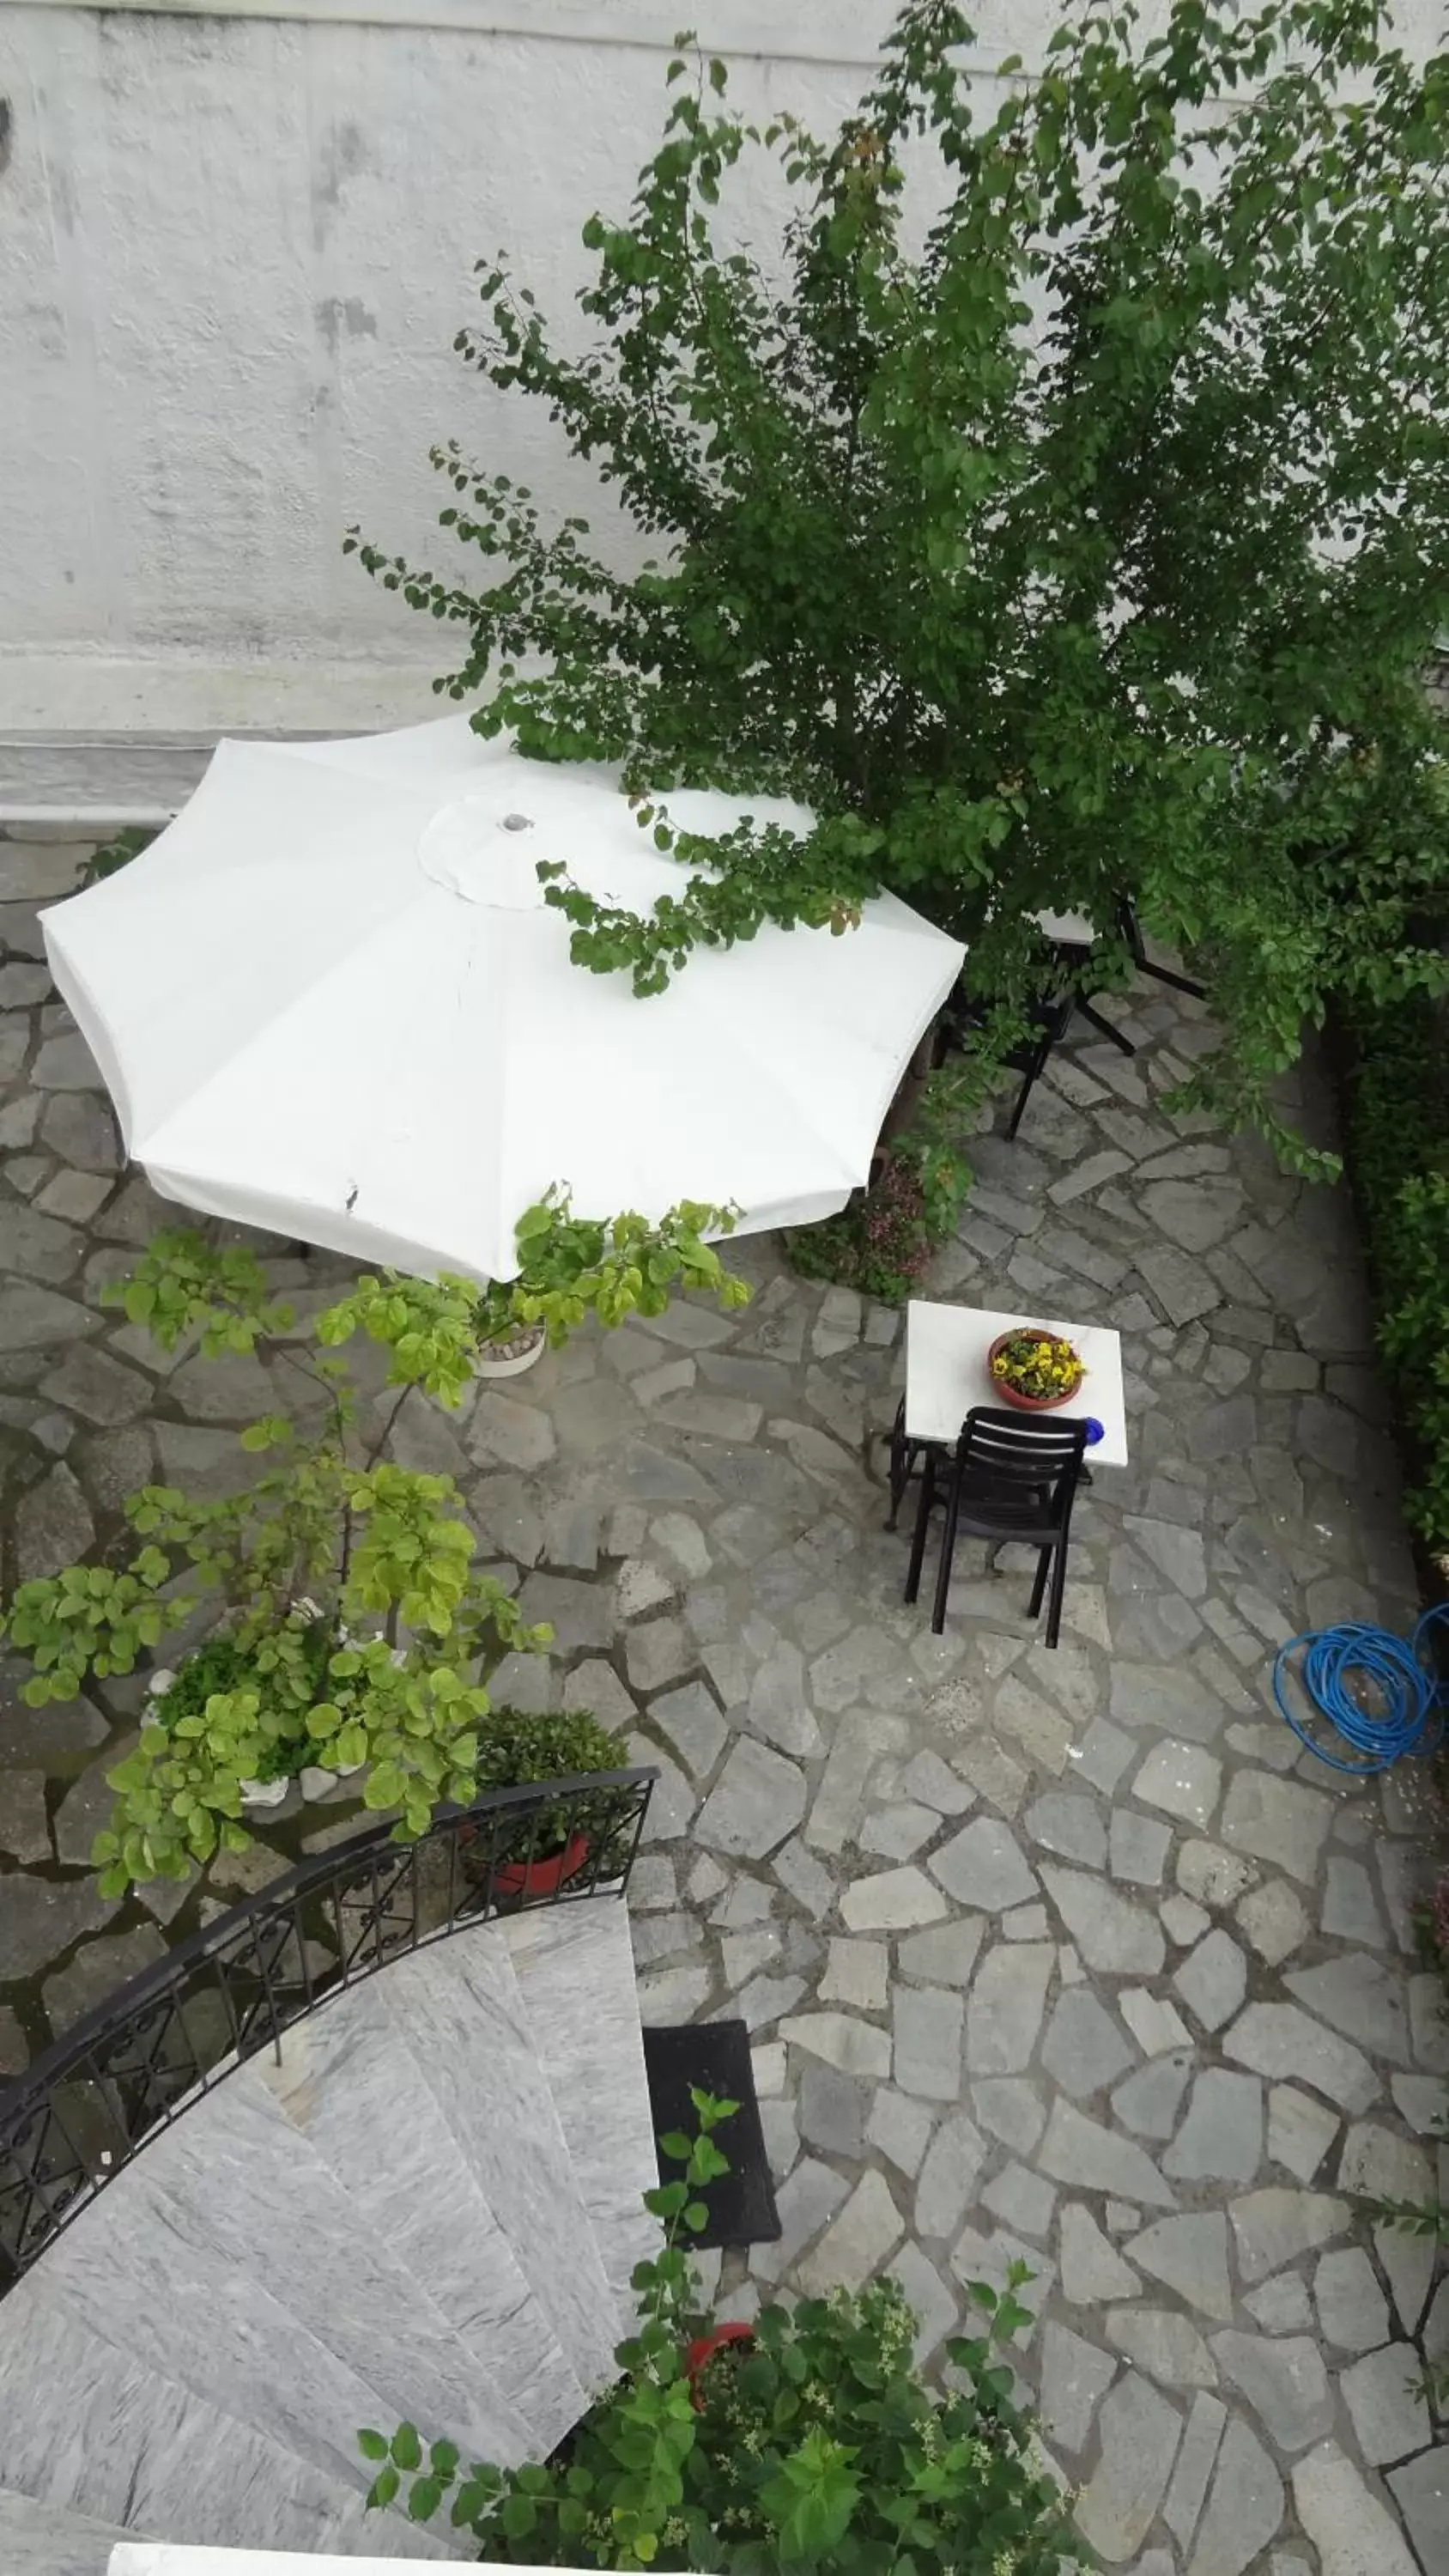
[904,1299,1129,1467]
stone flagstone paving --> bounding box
[0,829,1446,2573]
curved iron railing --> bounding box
[0,1764,655,2292]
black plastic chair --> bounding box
[933,956,1136,1141]
[1117,898,1207,1000]
[904,1405,1089,1644]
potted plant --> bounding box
[463,1705,627,1898]
[682,2318,755,2405]
[474,1292,549,1379]
[359,2091,1088,2573]
[988,1325,1084,1412]
[1,1193,745,1897]
[0,1236,545,1895]
[318,1186,749,1384]
[486,1185,749,1370]
[141,1628,328,1810]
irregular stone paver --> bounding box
[965,1941,1053,2074]
[1313,2246,1391,2354]
[928,1814,1035,1910]
[1338,2342,1432,2468]
[1212,2330,1335,2453]
[1222,2002,1380,2114]
[1061,2202,1143,2302]
[1128,2213,1234,2324]
[1164,2069,1264,2184]
[839,1864,947,1932]
[1039,1862,1166,1975]
[1165,2389,1228,2550]
[1076,2369,1183,2561]
[1229,2187,1349,2282]
[1039,2318,1119,2453]
[0,879,1442,2574]
[1104,2305,1216,2389]
[1294,2441,1421,2576]
[1173,1928,1247,2033]
[1387,2451,1449,2575]
[1184,2414,1282,2576]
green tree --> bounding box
[351,0,1449,1163]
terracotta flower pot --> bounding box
[488,1829,590,1901]
[987,1327,1083,1413]
[684,2322,754,2408]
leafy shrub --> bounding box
[351,0,1449,1161]
[1357,1865,1449,2409]
[788,1145,939,1304]
[2,1194,746,1892]
[360,2092,1086,2573]
[1340,991,1449,1552]
[471,1705,625,1859]
[78,825,157,889]
[324,1189,749,1381]
[472,1706,621,1795]
[149,1622,330,1784]
[787,1030,1015,1300]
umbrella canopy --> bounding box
[43,717,965,1284]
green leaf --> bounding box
[358,2429,389,2462]
[409,2476,444,2522]
[391,2422,422,2471]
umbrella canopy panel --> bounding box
[43,719,965,1283]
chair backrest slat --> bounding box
[956,1405,1088,1506]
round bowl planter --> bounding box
[986,1327,1083,1413]
[488,1830,590,1902]
[684,2323,754,2409]
[476,1323,547,1380]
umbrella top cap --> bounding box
[419,792,553,910]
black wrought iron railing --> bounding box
[0,1764,655,2292]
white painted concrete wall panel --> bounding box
[0,2,1441,733]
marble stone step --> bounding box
[133,2063,532,2471]
[0,2484,134,2576]
[0,2281,457,2561]
[21,2150,438,2504]
[502,1905,662,2333]
[377,1922,621,2398]
[253,1972,587,2458]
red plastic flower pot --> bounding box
[488,1831,590,1901]
[684,2322,754,2408]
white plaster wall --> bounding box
[0,0,1442,749]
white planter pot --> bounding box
[239,1775,289,1811]
[476,1326,546,1380]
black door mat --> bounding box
[642,2018,782,2250]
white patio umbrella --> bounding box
[42,716,965,1285]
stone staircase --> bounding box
[0,1902,659,2571]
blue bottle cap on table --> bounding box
[1084,1418,1104,1446]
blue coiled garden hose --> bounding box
[1273,1601,1449,1774]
